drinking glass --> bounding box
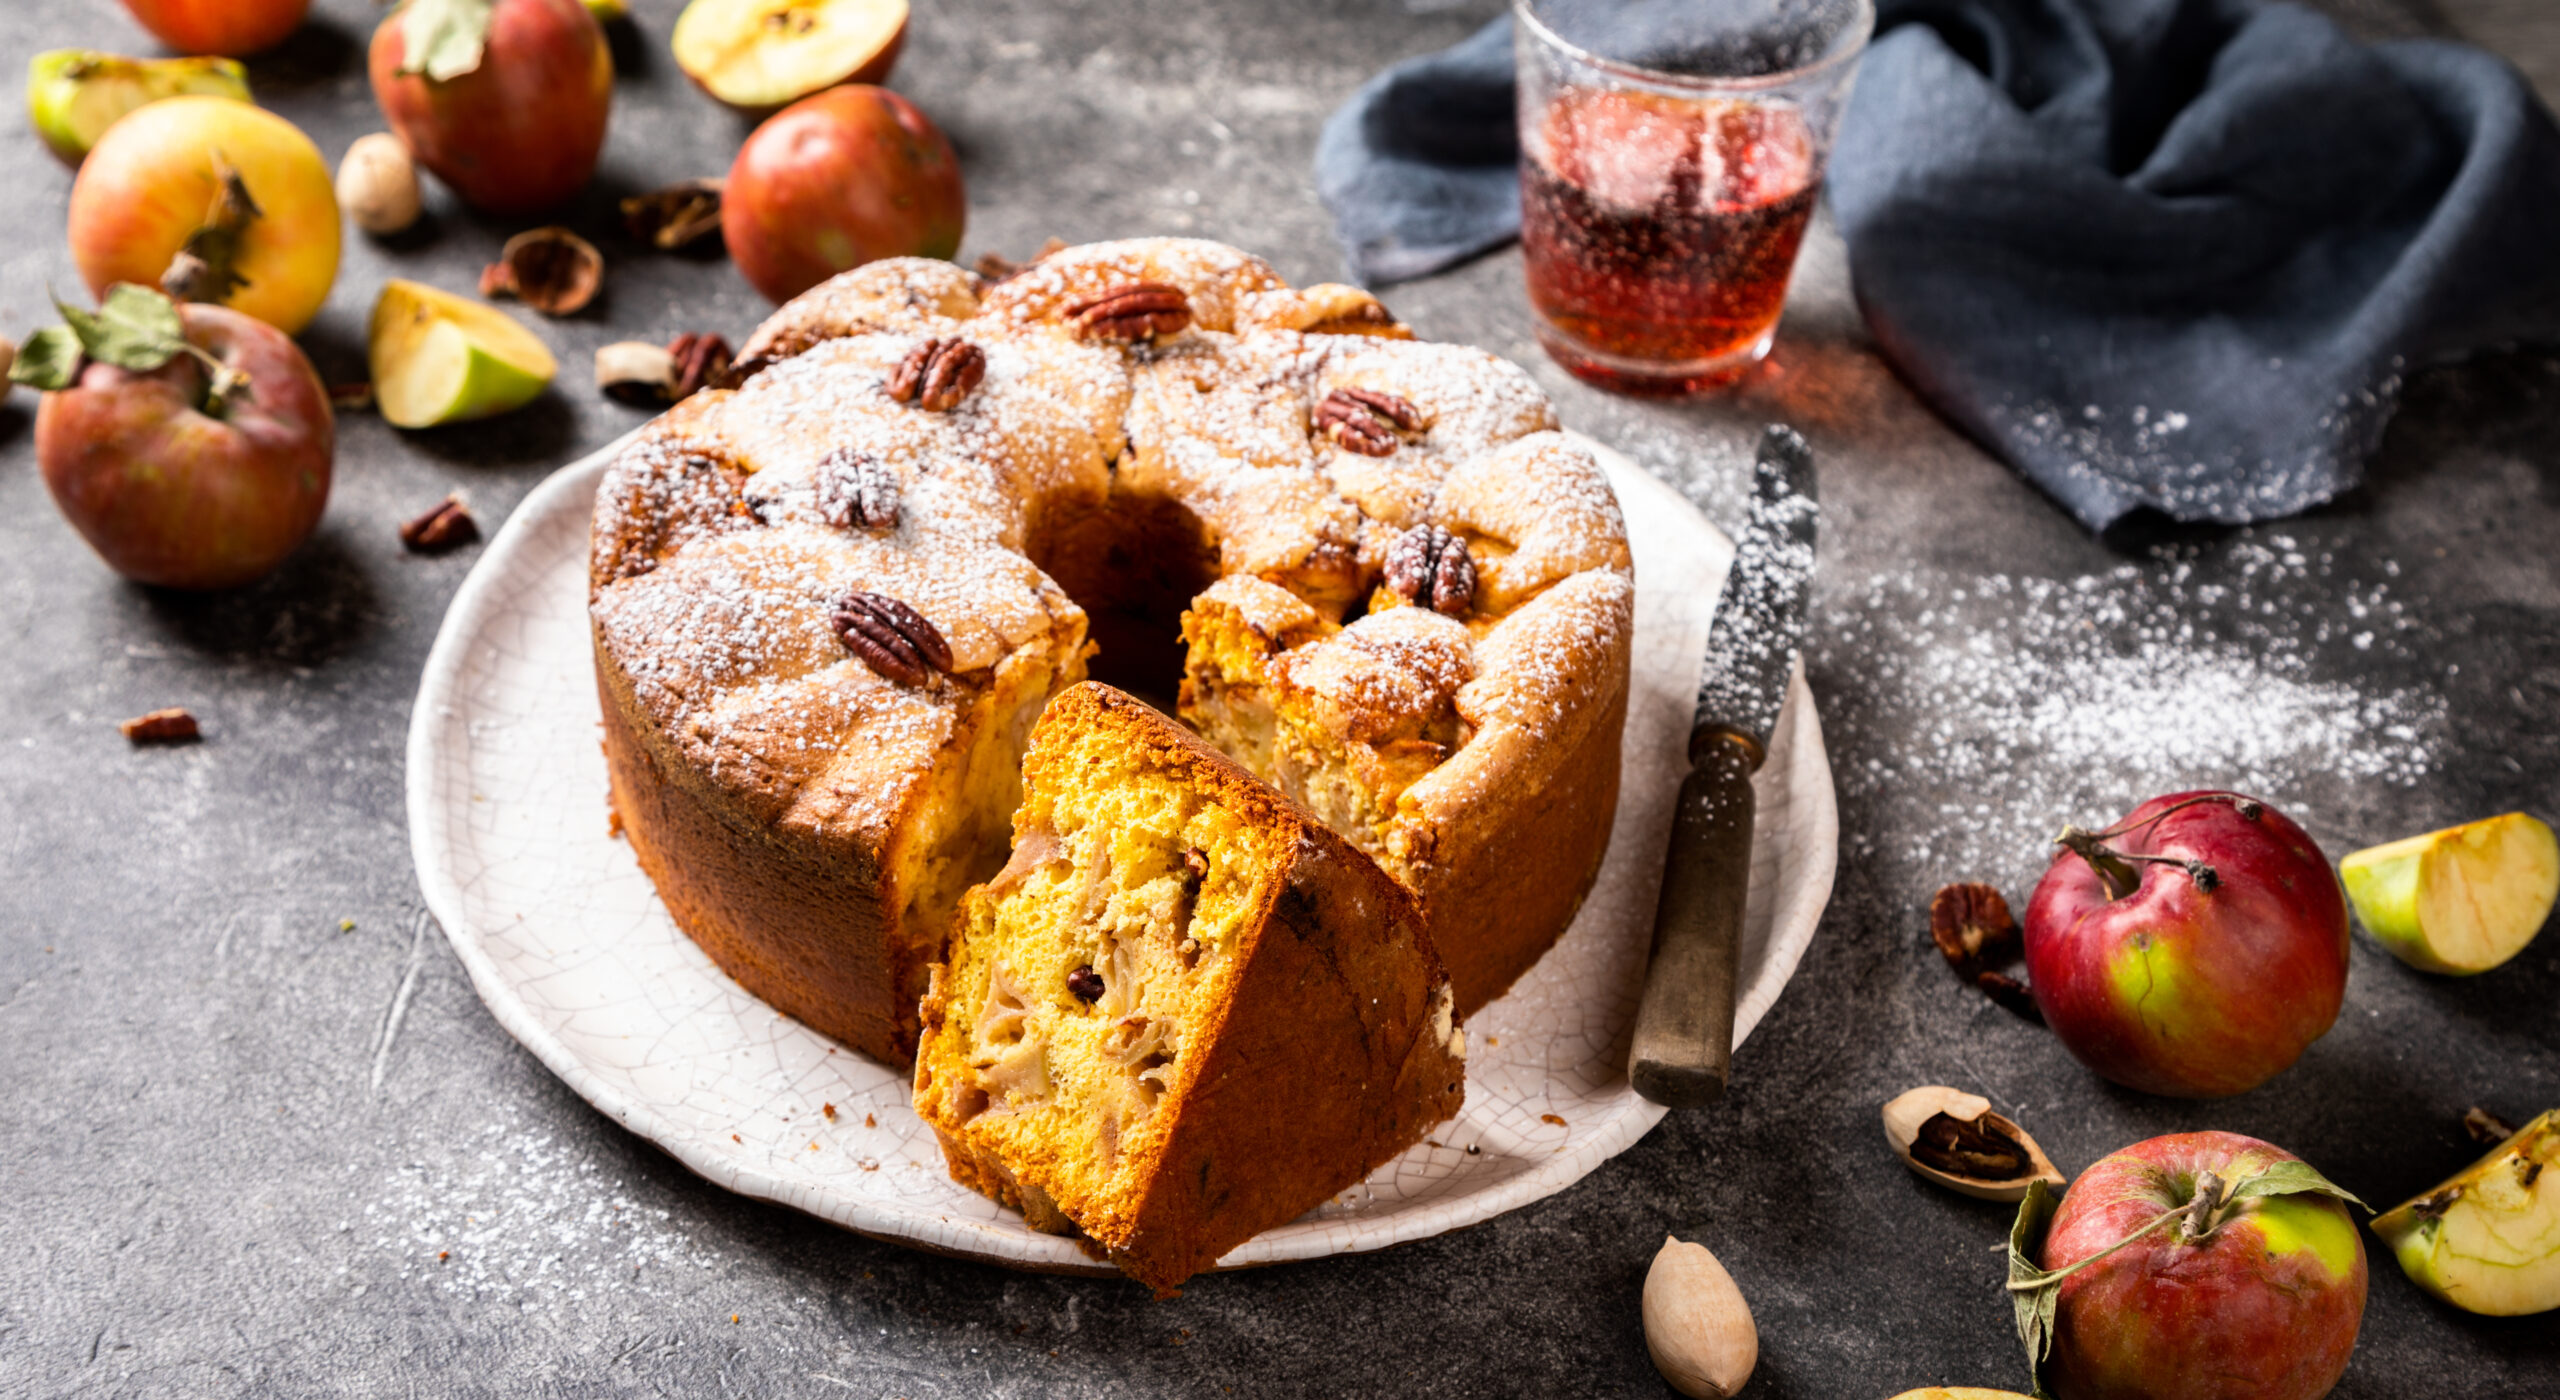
[1515,0,1872,392]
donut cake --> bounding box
[911,682,1466,1293]
[588,236,1635,1073]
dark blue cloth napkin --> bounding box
[1315,1,2560,531]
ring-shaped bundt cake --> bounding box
[589,237,1635,1069]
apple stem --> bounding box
[2091,793,2264,844]
[2184,1170,2228,1242]
[184,344,245,419]
[2053,827,2220,898]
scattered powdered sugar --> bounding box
[1820,533,2447,883]
[362,1104,715,1303]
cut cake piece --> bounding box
[910,681,1466,1293]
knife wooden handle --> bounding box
[1629,731,1759,1109]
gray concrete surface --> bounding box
[1,0,2554,1395]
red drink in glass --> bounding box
[1522,90,1818,390]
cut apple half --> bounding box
[27,50,251,165]
[369,280,558,430]
[670,0,907,111]
[2372,1110,2560,1316]
[2342,812,2558,975]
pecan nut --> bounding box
[119,707,201,744]
[1314,387,1425,457]
[621,178,725,252]
[1065,282,1192,343]
[1383,523,1475,617]
[399,494,479,553]
[886,337,987,412]
[668,332,734,402]
[1908,1111,2034,1181]
[1929,882,2043,1024]
[832,591,952,688]
[815,448,900,531]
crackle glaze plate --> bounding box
[407,430,1837,1276]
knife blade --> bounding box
[1629,424,1819,1109]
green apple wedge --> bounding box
[2342,812,2558,975]
[2372,1110,2560,1316]
[368,280,557,430]
[27,50,251,165]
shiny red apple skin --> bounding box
[2024,791,2348,1098]
[35,304,333,591]
[369,0,612,216]
[2044,1132,2365,1400]
[723,84,965,304]
[123,0,310,56]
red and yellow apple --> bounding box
[370,0,613,215]
[35,303,333,590]
[2024,792,2348,1098]
[121,0,310,57]
[671,0,907,111]
[2044,1132,2365,1400]
[723,84,963,303]
[68,96,340,335]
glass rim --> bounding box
[1511,0,1875,94]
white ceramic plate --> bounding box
[406,431,1837,1275]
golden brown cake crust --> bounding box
[911,684,1465,1294]
[591,237,1634,1066]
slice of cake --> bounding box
[911,682,1466,1294]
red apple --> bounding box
[122,0,310,57]
[370,0,613,216]
[36,304,333,590]
[2042,1131,2365,1400]
[723,84,964,304]
[2024,791,2348,1098]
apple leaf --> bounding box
[61,284,188,374]
[2225,1158,2370,1212]
[9,325,83,390]
[2006,1179,2061,1399]
[399,0,496,82]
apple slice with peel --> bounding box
[2341,812,2558,975]
[26,50,250,164]
[369,280,557,429]
[671,0,907,111]
[2371,1110,2560,1315]
[1887,1392,2036,1399]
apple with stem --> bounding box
[723,84,964,304]
[20,288,331,591]
[121,0,310,58]
[370,0,613,216]
[2023,791,2349,1098]
[67,95,340,336]
[2020,1131,2366,1400]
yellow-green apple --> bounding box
[34,303,332,590]
[2370,1109,2560,1315]
[671,0,906,111]
[369,0,612,216]
[120,0,310,57]
[26,50,250,165]
[2023,791,2348,1098]
[2042,1132,2365,1400]
[2341,813,2556,975]
[369,279,557,428]
[723,84,962,303]
[67,96,340,335]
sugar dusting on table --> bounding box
[363,1104,714,1301]
[1819,532,2447,882]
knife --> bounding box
[1629,425,1819,1109]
